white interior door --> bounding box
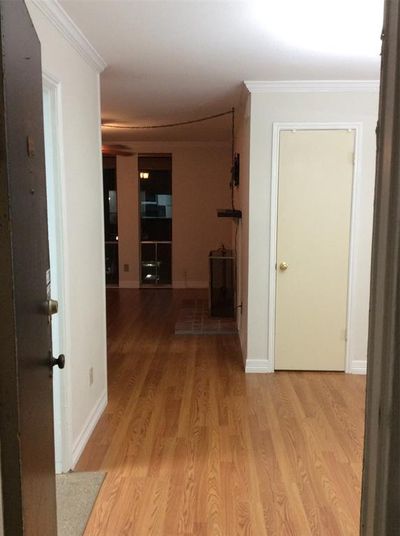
[43,81,71,472]
[275,129,355,370]
[43,85,64,472]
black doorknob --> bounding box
[50,354,65,369]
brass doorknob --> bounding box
[279,262,288,271]
[47,299,58,315]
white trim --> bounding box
[118,280,140,289]
[345,125,364,374]
[72,390,107,468]
[31,0,106,73]
[245,359,274,373]
[109,281,209,289]
[173,280,208,289]
[350,360,367,375]
[244,80,379,94]
[42,71,60,89]
[95,70,109,443]
[269,122,363,374]
[43,72,74,473]
[107,141,230,150]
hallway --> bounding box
[77,289,365,535]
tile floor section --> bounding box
[174,299,238,335]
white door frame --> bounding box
[43,72,73,472]
[269,122,363,373]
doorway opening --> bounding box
[103,155,119,286]
[139,154,172,286]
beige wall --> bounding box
[115,142,232,288]
[243,87,379,372]
[27,1,107,467]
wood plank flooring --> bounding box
[77,289,366,535]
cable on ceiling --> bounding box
[231,107,235,210]
[101,109,233,130]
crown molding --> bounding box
[30,0,106,73]
[244,80,380,93]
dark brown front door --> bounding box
[361,0,400,534]
[0,0,58,534]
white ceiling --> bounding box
[60,0,384,141]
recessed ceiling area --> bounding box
[60,0,383,141]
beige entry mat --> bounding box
[56,471,106,536]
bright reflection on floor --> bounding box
[251,0,383,58]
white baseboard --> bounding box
[173,281,208,289]
[349,359,367,375]
[245,357,366,374]
[245,359,274,373]
[72,390,107,468]
[118,280,140,289]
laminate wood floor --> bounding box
[77,289,366,536]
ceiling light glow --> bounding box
[251,0,383,58]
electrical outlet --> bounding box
[123,263,129,272]
[89,367,94,386]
